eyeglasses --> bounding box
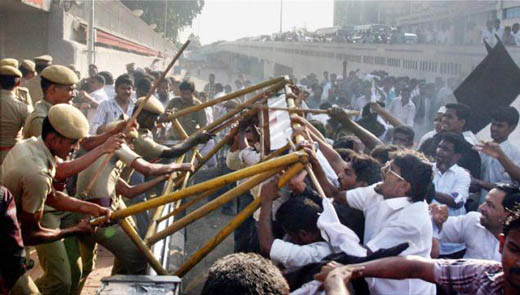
[382,163,405,182]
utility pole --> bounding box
[87,0,95,66]
[279,0,283,33]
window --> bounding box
[504,7,520,19]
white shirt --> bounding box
[270,239,333,269]
[513,31,520,46]
[321,81,331,101]
[480,140,520,202]
[347,184,436,295]
[90,98,135,134]
[438,212,501,261]
[104,85,115,99]
[389,97,416,127]
[87,88,109,131]
[432,163,470,255]
[481,28,498,47]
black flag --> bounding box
[454,39,520,133]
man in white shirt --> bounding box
[258,182,334,269]
[512,23,520,46]
[419,106,445,148]
[80,74,109,132]
[98,71,115,99]
[431,183,520,262]
[309,148,436,294]
[482,19,498,47]
[474,106,520,204]
[389,88,416,127]
[432,133,471,258]
[91,75,135,134]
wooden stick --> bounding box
[155,187,219,224]
[90,151,306,226]
[173,162,305,277]
[168,77,285,120]
[147,167,282,245]
[83,40,190,196]
[119,218,169,275]
[254,106,360,116]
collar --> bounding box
[434,163,459,174]
[384,196,411,210]
[36,136,57,170]
[0,89,17,99]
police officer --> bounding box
[24,55,52,104]
[1,104,111,295]
[0,66,31,168]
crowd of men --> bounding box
[1,53,520,295]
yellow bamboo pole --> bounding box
[285,85,328,199]
[90,151,306,226]
[147,167,282,246]
[144,155,186,240]
[82,40,190,196]
[168,77,285,120]
[155,187,219,224]
[173,162,305,277]
[119,218,169,275]
[171,118,203,161]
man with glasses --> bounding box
[431,183,520,261]
[431,132,471,259]
[307,148,436,294]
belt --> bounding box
[0,146,13,151]
[87,198,112,208]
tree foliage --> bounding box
[122,0,204,41]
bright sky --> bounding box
[179,0,334,45]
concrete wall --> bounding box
[202,41,520,82]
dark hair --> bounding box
[19,66,32,77]
[135,77,152,94]
[98,71,114,85]
[201,253,289,295]
[215,83,223,92]
[439,132,467,154]
[40,77,53,94]
[319,102,332,110]
[91,74,105,85]
[350,154,382,185]
[370,144,399,165]
[179,80,195,92]
[504,215,520,237]
[491,106,519,128]
[393,125,415,144]
[445,103,470,124]
[336,148,356,162]
[0,75,19,89]
[333,135,359,150]
[115,74,134,88]
[275,197,321,235]
[392,150,433,202]
[35,64,49,74]
[308,120,326,137]
[496,183,520,211]
[41,116,64,141]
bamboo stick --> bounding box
[168,77,285,120]
[147,167,281,245]
[253,106,360,116]
[82,40,190,197]
[119,218,169,275]
[155,187,219,224]
[90,151,306,226]
[173,162,305,277]
[171,119,203,161]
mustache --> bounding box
[510,268,520,275]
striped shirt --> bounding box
[434,259,504,295]
[90,98,135,134]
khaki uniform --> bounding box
[16,87,34,111]
[0,138,81,295]
[23,99,52,139]
[23,76,43,105]
[133,129,167,161]
[0,89,31,167]
[75,144,147,276]
[166,97,207,139]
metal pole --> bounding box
[87,0,95,66]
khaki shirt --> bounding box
[166,97,207,139]
[1,137,56,214]
[23,76,43,104]
[23,99,52,138]
[75,144,140,208]
[133,129,167,161]
[0,89,31,151]
[16,87,33,112]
